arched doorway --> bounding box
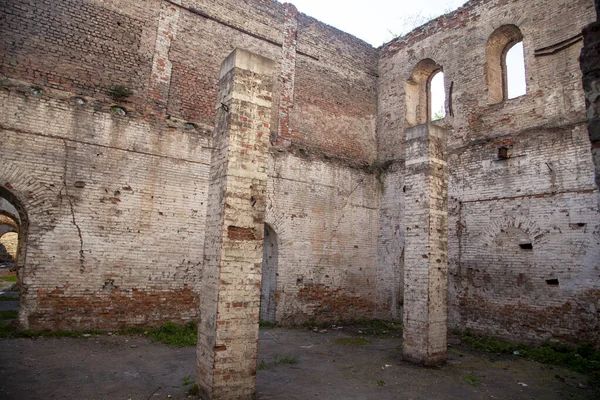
[0,186,28,325]
[260,224,278,324]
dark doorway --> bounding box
[260,224,278,323]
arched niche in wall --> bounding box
[406,58,444,127]
[486,24,526,104]
[260,223,278,324]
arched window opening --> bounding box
[505,41,526,99]
[406,58,444,126]
[487,25,525,104]
[430,71,446,121]
[260,224,278,324]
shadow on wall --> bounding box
[260,224,278,324]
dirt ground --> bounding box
[0,327,598,400]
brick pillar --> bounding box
[276,3,297,146]
[403,124,449,366]
[196,49,274,399]
[146,1,180,117]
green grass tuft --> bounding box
[182,375,194,386]
[465,375,478,386]
[0,310,18,320]
[459,330,600,385]
[274,354,298,365]
[187,384,200,396]
[0,276,17,282]
[0,320,198,347]
[333,337,371,346]
[145,321,197,347]
[259,320,276,329]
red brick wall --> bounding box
[0,0,159,111]
[0,0,381,329]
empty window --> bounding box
[505,41,526,99]
[430,71,445,121]
[486,25,526,104]
[406,58,445,126]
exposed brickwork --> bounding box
[0,0,158,112]
[265,152,380,325]
[378,0,600,349]
[403,124,449,366]
[0,0,598,373]
[0,0,380,333]
[147,1,181,116]
[276,3,298,145]
[196,49,274,399]
[0,81,210,330]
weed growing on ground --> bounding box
[458,329,600,385]
[187,384,200,396]
[274,354,298,365]
[182,375,194,386]
[0,276,17,282]
[145,322,197,347]
[464,375,478,385]
[301,317,327,330]
[258,354,298,370]
[0,310,18,320]
[332,337,371,346]
[0,320,198,347]
[339,319,402,338]
[300,318,402,337]
[259,320,276,329]
[376,380,385,387]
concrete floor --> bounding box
[0,327,597,400]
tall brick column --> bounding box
[196,49,274,399]
[276,3,298,146]
[581,0,600,202]
[403,124,449,366]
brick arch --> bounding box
[0,213,19,232]
[0,185,29,269]
[1,163,60,284]
[405,58,443,127]
[1,163,59,231]
[486,24,524,104]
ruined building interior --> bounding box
[1,0,600,397]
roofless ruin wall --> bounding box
[0,0,379,329]
[377,0,600,345]
[0,0,598,347]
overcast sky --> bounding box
[285,0,469,47]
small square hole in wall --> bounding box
[519,243,533,250]
[545,279,559,286]
[498,146,512,159]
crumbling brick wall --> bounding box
[1,0,597,346]
[0,0,379,329]
[377,0,600,345]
